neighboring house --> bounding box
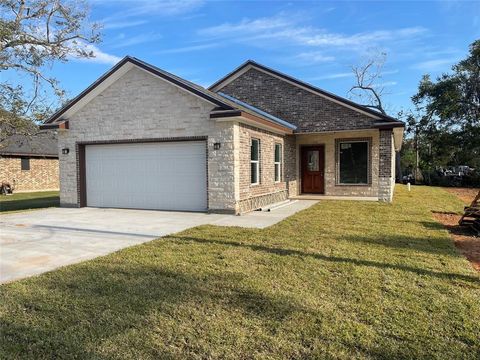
[0,131,59,192]
[40,57,404,214]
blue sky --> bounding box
[25,1,480,115]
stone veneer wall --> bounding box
[0,156,59,191]
[296,130,380,197]
[235,123,289,213]
[58,66,236,212]
[378,129,395,202]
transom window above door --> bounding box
[336,139,370,185]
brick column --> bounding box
[378,129,394,202]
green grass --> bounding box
[1,185,479,359]
[0,191,59,213]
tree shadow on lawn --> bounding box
[342,229,459,257]
[0,264,309,358]
[170,236,479,284]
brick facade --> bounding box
[59,66,237,212]
[235,123,288,213]
[219,68,380,133]
[218,67,398,203]
[0,156,59,192]
[57,61,399,214]
[378,129,395,202]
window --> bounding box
[21,157,30,171]
[337,140,369,184]
[274,143,282,182]
[251,138,260,184]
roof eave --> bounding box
[373,121,405,129]
[211,110,294,134]
[39,121,69,130]
[44,56,235,124]
[0,152,58,158]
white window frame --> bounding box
[274,143,282,183]
[251,138,260,185]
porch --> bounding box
[289,129,393,201]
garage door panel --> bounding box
[85,141,207,211]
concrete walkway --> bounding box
[0,200,317,283]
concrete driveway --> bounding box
[0,201,316,283]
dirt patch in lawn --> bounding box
[433,188,480,271]
[443,187,479,204]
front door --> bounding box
[301,146,325,194]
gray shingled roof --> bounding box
[0,131,58,157]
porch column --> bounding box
[378,129,394,202]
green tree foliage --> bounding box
[404,40,480,183]
[0,0,101,141]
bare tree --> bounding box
[0,0,102,141]
[349,52,388,115]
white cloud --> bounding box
[294,51,335,64]
[110,33,163,48]
[100,0,204,25]
[311,69,398,81]
[372,81,398,88]
[199,14,427,50]
[73,44,122,65]
[198,15,293,37]
[412,58,457,71]
[310,72,353,80]
[103,20,148,30]
[157,43,219,54]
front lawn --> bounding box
[1,185,479,359]
[0,191,59,213]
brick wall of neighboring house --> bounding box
[296,130,381,198]
[235,123,289,213]
[58,66,237,212]
[218,68,380,133]
[0,156,59,191]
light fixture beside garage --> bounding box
[62,148,70,155]
[213,142,221,150]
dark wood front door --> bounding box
[301,146,325,194]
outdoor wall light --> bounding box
[62,148,70,155]
[213,142,221,150]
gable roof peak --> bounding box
[210,59,402,124]
[43,56,236,124]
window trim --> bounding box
[335,138,372,186]
[250,138,260,185]
[21,157,30,171]
[274,143,282,183]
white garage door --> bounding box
[85,141,207,211]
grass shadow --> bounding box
[1,263,309,357]
[0,196,59,212]
[169,235,480,284]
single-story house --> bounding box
[40,57,404,214]
[0,131,59,192]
